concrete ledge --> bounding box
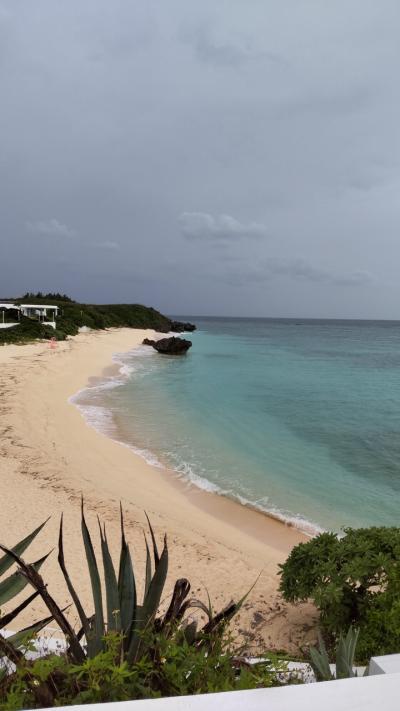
[36,672,400,711]
[369,653,400,675]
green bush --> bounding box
[0,507,285,707]
[0,297,175,345]
[0,317,55,345]
[1,630,283,709]
[309,626,365,681]
[0,519,52,662]
[279,527,400,660]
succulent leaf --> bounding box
[118,507,136,642]
[81,501,104,654]
[0,590,39,630]
[99,521,121,633]
[0,552,50,606]
[0,519,49,578]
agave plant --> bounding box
[0,503,248,666]
[0,519,53,675]
[309,626,368,681]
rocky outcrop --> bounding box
[142,336,192,355]
[157,320,196,334]
[170,320,196,333]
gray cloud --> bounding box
[267,259,374,286]
[0,1,398,318]
[179,212,267,241]
[26,219,76,239]
[92,241,120,251]
[224,259,375,288]
[181,22,280,68]
[274,85,373,120]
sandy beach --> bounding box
[0,328,317,653]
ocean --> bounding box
[72,318,400,534]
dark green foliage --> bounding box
[279,527,400,659]
[1,631,284,709]
[0,520,53,667]
[310,626,363,681]
[0,510,285,708]
[21,292,73,302]
[0,297,173,344]
[0,508,256,693]
[0,317,55,345]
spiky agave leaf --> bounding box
[57,514,98,656]
[161,578,191,630]
[0,590,39,630]
[128,534,168,662]
[143,533,152,598]
[200,575,260,636]
[0,543,85,664]
[309,631,334,681]
[187,597,213,622]
[118,505,136,645]
[144,512,159,566]
[0,552,51,607]
[99,521,120,633]
[6,612,56,650]
[335,626,359,679]
[0,518,49,578]
[81,500,104,655]
[141,535,168,621]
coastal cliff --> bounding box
[0,293,196,344]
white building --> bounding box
[0,303,59,330]
[20,304,59,319]
[0,303,20,329]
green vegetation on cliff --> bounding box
[0,294,174,345]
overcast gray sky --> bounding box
[1,0,399,317]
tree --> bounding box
[279,527,400,659]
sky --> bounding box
[1,0,400,318]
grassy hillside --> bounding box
[0,295,177,345]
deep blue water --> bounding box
[74,318,400,533]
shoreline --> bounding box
[0,328,318,652]
[71,339,321,539]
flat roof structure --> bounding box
[20,304,59,311]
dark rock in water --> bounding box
[143,336,192,354]
[154,336,192,354]
[153,319,196,333]
[170,320,196,332]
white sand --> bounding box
[0,328,317,653]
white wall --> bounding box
[33,671,400,711]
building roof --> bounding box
[20,304,59,310]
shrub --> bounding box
[0,507,286,707]
[0,299,175,345]
[0,519,52,668]
[279,527,400,660]
[1,629,283,709]
[309,626,365,681]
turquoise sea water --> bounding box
[74,318,400,534]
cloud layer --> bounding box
[210,256,374,289]
[179,212,267,241]
[0,1,398,317]
[26,219,76,239]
